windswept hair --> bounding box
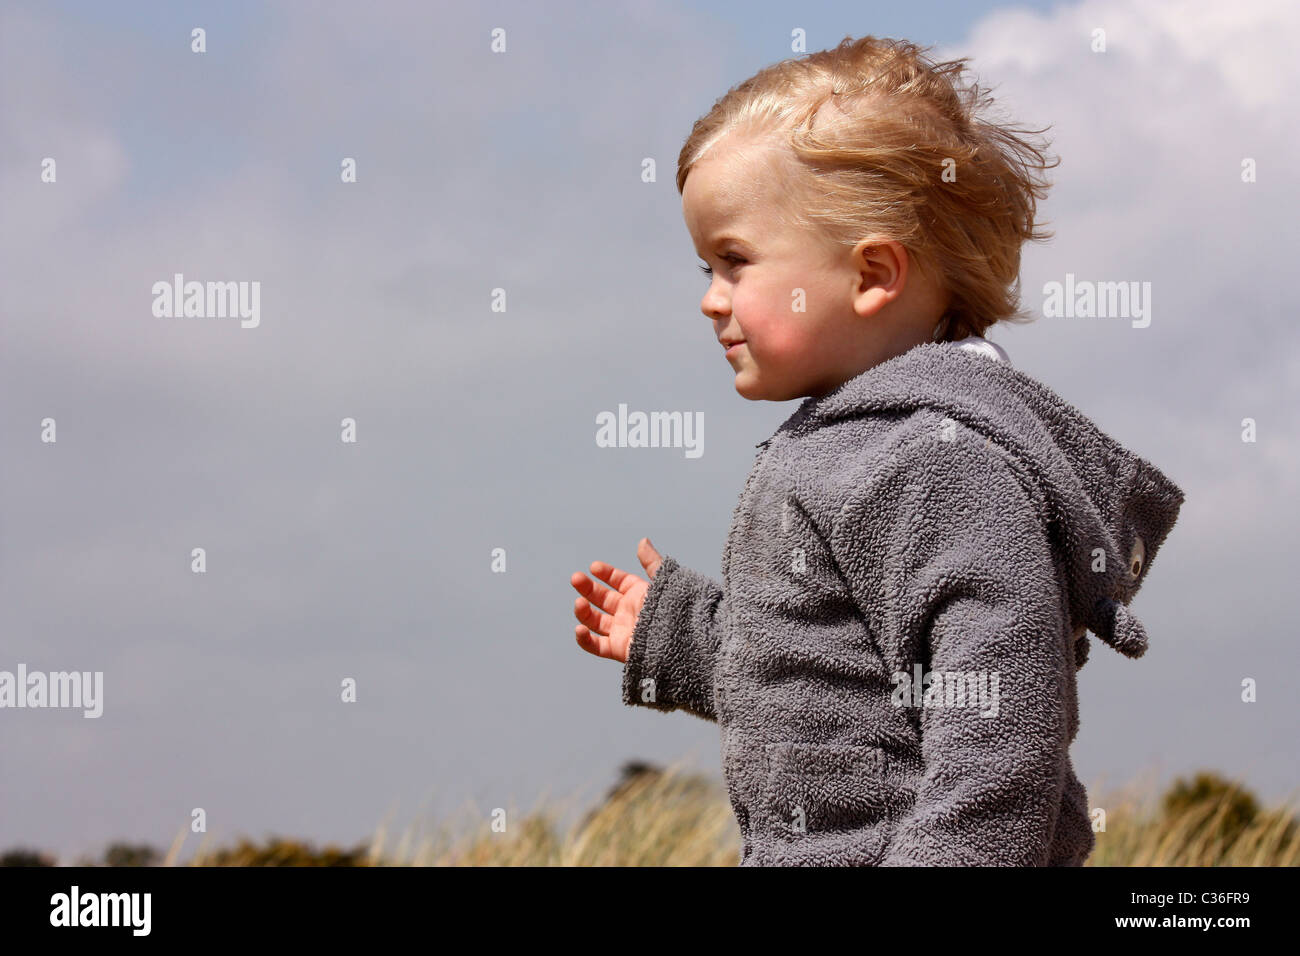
[677,35,1060,342]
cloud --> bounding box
[935,0,1299,522]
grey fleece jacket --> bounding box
[621,341,1184,866]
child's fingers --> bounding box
[570,569,622,614]
[574,623,611,659]
[573,594,614,636]
[587,560,639,595]
[575,623,598,655]
[637,537,663,578]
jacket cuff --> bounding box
[621,554,681,709]
[620,554,720,721]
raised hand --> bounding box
[570,537,664,664]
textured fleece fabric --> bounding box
[621,340,1184,866]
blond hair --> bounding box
[676,35,1059,342]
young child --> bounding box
[570,35,1184,866]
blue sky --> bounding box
[1,0,1296,860]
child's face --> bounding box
[682,137,938,401]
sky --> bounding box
[1,0,1296,861]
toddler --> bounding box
[570,35,1184,865]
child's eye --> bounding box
[699,256,744,279]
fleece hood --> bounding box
[772,341,1186,663]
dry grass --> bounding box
[183,765,1300,867]
[360,758,739,867]
[19,764,1289,867]
[1085,771,1300,866]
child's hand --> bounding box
[570,537,663,664]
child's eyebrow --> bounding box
[697,230,753,255]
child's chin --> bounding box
[733,372,767,401]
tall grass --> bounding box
[8,765,1293,867]
[1085,771,1300,867]
[200,765,1300,867]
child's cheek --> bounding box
[742,303,804,366]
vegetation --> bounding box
[4,765,1296,866]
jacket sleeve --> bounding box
[620,553,725,723]
[830,429,1073,866]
